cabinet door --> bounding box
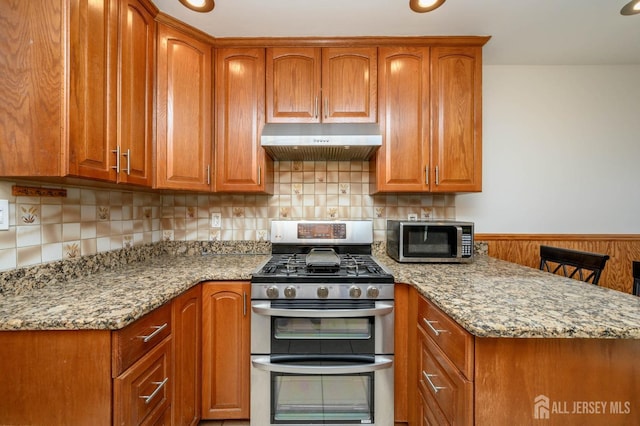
[0,0,66,176]
[201,282,250,419]
[67,0,118,181]
[266,47,321,123]
[118,0,155,186]
[322,47,377,123]
[215,48,272,193]
[172,285,202,426]
[156,23,213,191]
[430,46,482,192]
[371,46,430,193]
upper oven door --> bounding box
[251,300,394,356]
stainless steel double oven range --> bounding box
[250,220,395,426]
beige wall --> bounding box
[0,160,455,271]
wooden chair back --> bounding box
[539,245,610,285]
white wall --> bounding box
[456,65,640,234]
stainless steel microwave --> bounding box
[386,220,474,263]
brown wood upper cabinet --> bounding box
[371,46,482,193]
[215,48,273,193]
[156,23,213,191]
[0,0,155,186]
[266,47,377,123]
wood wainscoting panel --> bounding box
[475,234,640,294]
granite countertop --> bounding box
[1,245,639,338]
[376,255,640,339]
[0,253,269,331]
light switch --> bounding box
[211,212,221,228]
[0,199,8,230]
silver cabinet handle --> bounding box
[425,166,429,185]
[257,165,261,186]
[207,164,211,185]
[139,377,168,404]
[136,323,168,343]
[252,356,393,375]
[111,146,121,173]
[122,148,131,175]
[435,166,439,186]
[314,96,318,119]
[423,371,446,393]
[423,318,447,336]
[243,291,247,317]
[324,97,328,119]
[252,301,393,318]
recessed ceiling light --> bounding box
[410,0,446,13]
[621,0,640,15]
[179,0,215,13]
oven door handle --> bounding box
[251,355,393,375]
[251,302,393,318]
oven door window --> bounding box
[272,371,373,424]
[269,301,375,356]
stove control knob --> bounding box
[317,286,329,298]
[366,286,380,299]
[284,286,297,299]
[349,286,362,298]
[265,286,279,299]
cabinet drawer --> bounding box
[113,303,172,376]
[418,295,474,379]
[114,337,172,426]
[418,327,472,426]
[419,385,449,426]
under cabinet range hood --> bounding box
[260,123,382,161]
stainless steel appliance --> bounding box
[386,220,474,263]
[250,220,395,426]
[260,123,382,161]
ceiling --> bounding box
[152,0,640,66]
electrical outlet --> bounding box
[210,212,221,228]
[0,200,8,230]
[407,213,418,221]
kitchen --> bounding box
[1,0,640,425]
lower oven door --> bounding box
[251,355,394,426]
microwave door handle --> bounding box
[251,355,393,375]
[456,226,463,258]
[251,302,393,318]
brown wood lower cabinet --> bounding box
[406,286,640,425]
[0,288,203,426]
[201,281,251,419]
[172,284,202,426]
[114,336,172,426]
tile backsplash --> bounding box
[0,161,455,271]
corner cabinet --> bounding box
[215,48,273,193]
[371,45,483,193]
[156,22,213,191]
[201,281,251,420]
[266,47,377,123]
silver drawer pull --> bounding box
[137,323,168,343]
[423,318,447,336]
[139,377,168,404]
[423,371,446,393]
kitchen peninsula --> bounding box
[0,243,638,425]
